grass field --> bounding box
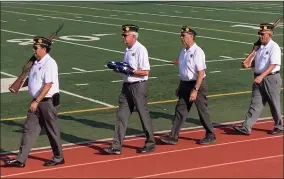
[1,1,283,153]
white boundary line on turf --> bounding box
[0,28,171,63]
[0,71,114,107]
[0,116,276,156]
[1,135,282,178]
[134,154,283,178]
[4,10,283,50]
[1,2,279,25]
[154,3,282,15]
[0,5,258,37]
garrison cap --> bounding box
[181,26,197,36]
[122,24,139,32]
[259,23,274,33]
[33,36,52,47]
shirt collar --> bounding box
[126,41,139,51]
[34,53,50,65]
[183,43,197,52]
[260,39,272,49]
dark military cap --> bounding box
[259,23,274,33]
[181,26,197,36]
[33,36,52,47]
[122,24,139,32]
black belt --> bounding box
[125,80,146,85]
[36,97,52,102]
[254,71,279,76]
[181,80,197,83]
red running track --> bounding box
[1,120,283,178]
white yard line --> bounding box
[18,19,26,21]
[210,71,221,73]
[0,6,258,37]
[72,67,87,72]
[59,89,114,107]
[0,71,17,78]
[154,3,282,15]
[1,20,7,23]
[1,29,172,63]
[75,83,89,86]
[3,10,277,49]
[0,2,267,26]
[0,71,114,107]
[111,77,157,83]
[220,55,233,59]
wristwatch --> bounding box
[193,87,199,91]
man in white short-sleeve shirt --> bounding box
[5,36,64,168]
[160,26,216,146]
[234,23,283,135]
[103,24,155,155]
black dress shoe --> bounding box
[137,145,155,154]
[4,159,25,168]
[43,159,65,167]
[160,134,178,145]
[199,134,216,145]
[267,128,283,135]
[102,147,121,155]
[233,126,251,135]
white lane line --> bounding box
[0,117,275,156]
[1,135,281,178]
[135,155,283,178]
[72,67,87,72]
[111,77,157,83]
[0,71,114,107]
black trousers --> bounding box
[170,79,214,138]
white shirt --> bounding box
[123,41,150,83]
[254,39,281,74]
[178,43,207,81]
[28,54,59,99]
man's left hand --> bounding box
[29,101,39,112]
[190,90,198,101]
[255,75,264,84]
